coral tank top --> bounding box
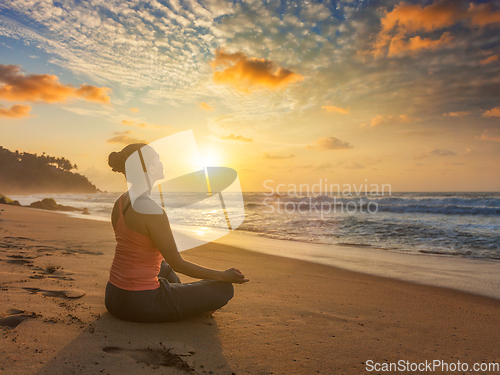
[109,193,163,291]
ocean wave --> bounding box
[377,204,500,216]
[262,198,500,216]
[264,195,500,207]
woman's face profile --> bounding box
[150,152,164,182]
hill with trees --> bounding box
[0,146,101,194]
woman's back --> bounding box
[109,193,163,291]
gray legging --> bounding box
[105,262,234,323]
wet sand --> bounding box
[1,204,499,374]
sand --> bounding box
[1,204,499,374]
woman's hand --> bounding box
[219,268,249,284]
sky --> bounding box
[0,0,499,193]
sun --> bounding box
[200,149,223,168]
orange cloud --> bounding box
[221,134,253,142]
[106,131,146,144]
[121,119,146,128]
[0,64,111,103]
[211,49,303,93]
[371,1,462,57]
[322,105,350,114]
[480,55,499,65]
[370,114,422,127]
[121,119,161,129]
[306,136,353,150]
[263,153,296,160]
[129,107,140,113]
[468,2,500,27]
[443,111,471,117]
[0,104,32,118]
[482,106,500,117]
[388,32,453,56]
[198,102,214,111]
[371,1,500,58]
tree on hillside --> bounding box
[0,146,100,194]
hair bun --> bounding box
[108,143,149,175]
[108,151,126,174]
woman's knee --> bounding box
[216,281,234,303]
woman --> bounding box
[105,143,248,323]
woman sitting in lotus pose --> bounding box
[105,143,248,323]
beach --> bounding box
[1,204,499,375]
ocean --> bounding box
[8,191,500,261]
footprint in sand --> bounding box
[29,265,75,281]
[0,309,38,328]
[4,236,36,241]
[4,253,36,265]
[61,247,103,256]
[22,287,85,299]
[102,346,194,372]
[5,257,34,265]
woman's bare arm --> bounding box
[145,211,248,283]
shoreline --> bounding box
[1,204,500,374]
[215,230,500,300]
[21,206,500,300]
[4,191,500,262]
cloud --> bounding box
[0,64,111,103]
[482,106,500,117]
[106,131,146,144]
[370,114,422,127]
[263,153,296,160]
[480,55,499,65]
[389,32,454,56]
[400,129,443,137]
[370,1,500,58]
[122,119,146,128]
[129,107,140,113]
[121,119,161,129]
[221,134,253,142]
[428,149,457,156]
[344,162,365,170]
[476,129,500,142]
[468,2,500,27]
[62,107,112,116]
[322,105,350,114]
[198,102,214,111]
[211,49,304,93]
[301,3,331,21]
[0,104,32,118]
[306,136,353,150]
[371,1,462,57]
[312,162,334,170]
[443,111,471,117]
[414,148,457,159]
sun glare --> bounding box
[200,150,222,167]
